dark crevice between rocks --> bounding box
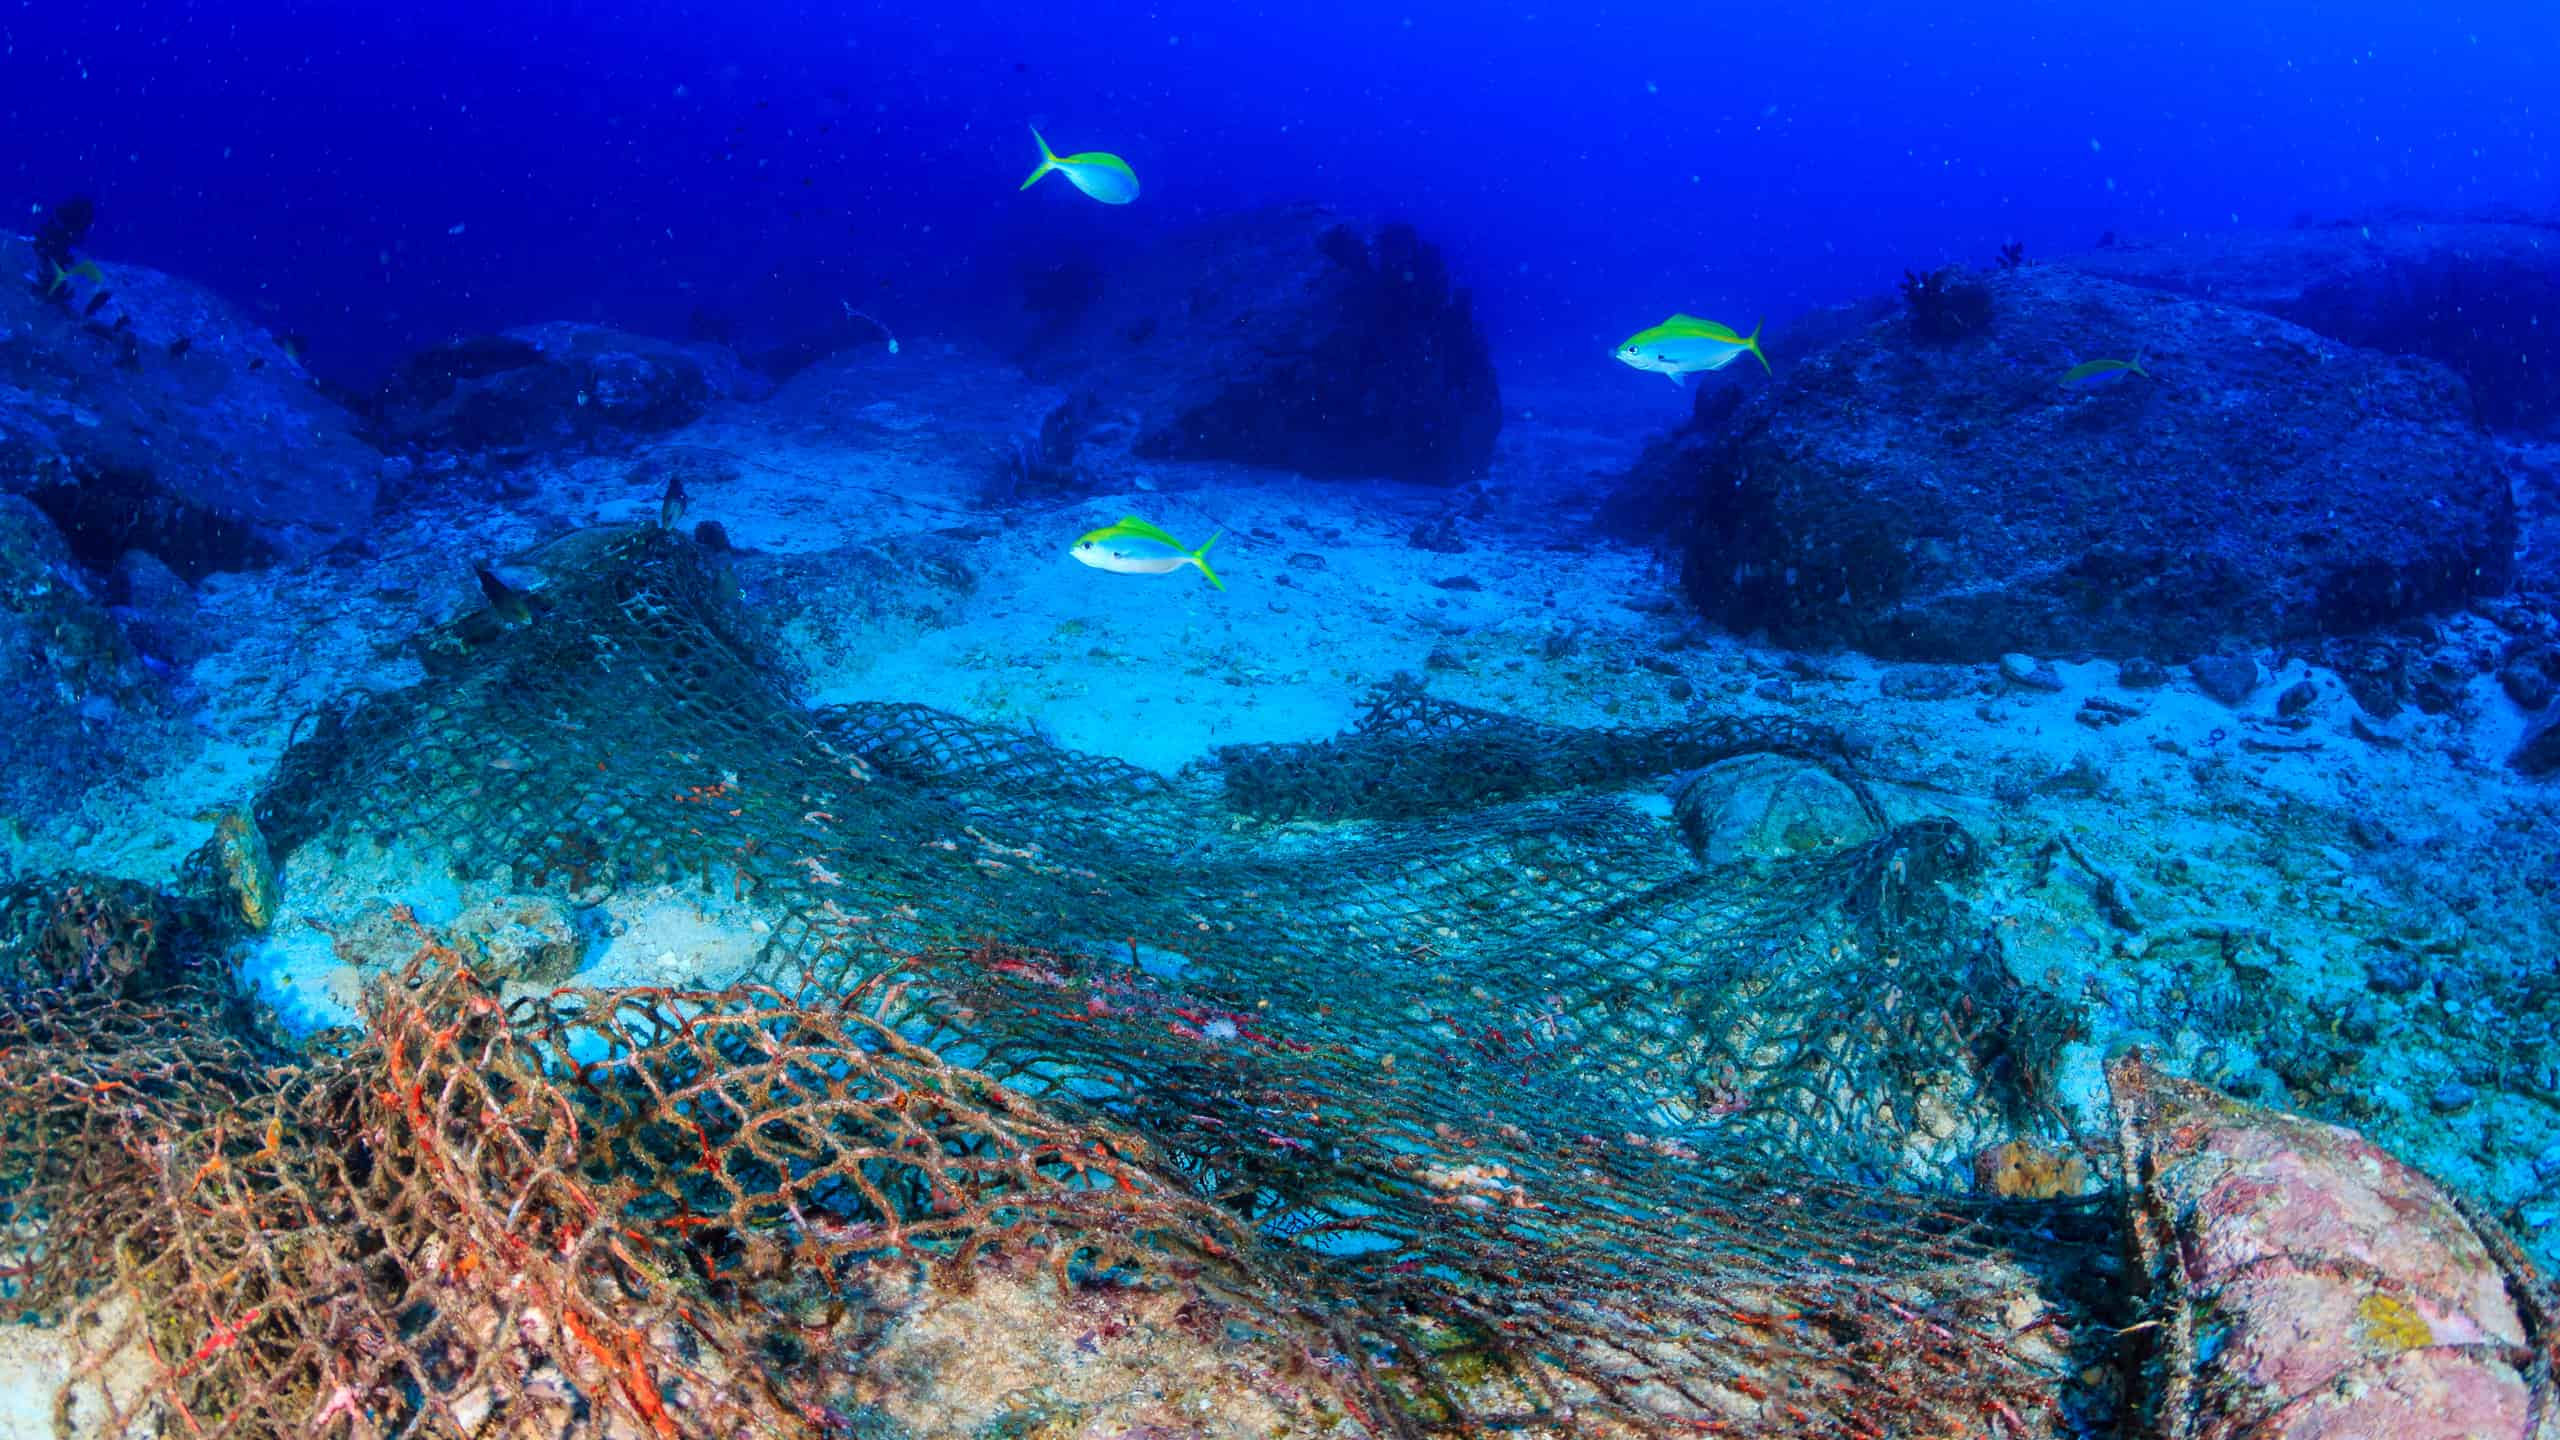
[26,467,273,584]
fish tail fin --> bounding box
[1021,127,1058,191]
[1191,531,1226,591]
[1746,317,1772,375]
[2130,350,2149,378]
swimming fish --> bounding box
[1614,315,1771,385]
[1020,127,1140,206]
[2061,354,2148,388]
[1071,516,1223,590]
[44,258,104,296]
[195,808,280,930]
[660,471,689,530]
[474,562,533,624]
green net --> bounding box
[3,527,2098,1438]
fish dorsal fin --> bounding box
[1663,313,1738,339]
[1109,515,1187,549]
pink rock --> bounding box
[2109,1057,2557,1440]
[2263,1346,2537,1440]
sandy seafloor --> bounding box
[7,338,2559,1427]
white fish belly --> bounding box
[1083,551,1190,576]
[1067,168,1139,205]
[1664,340,1743,372]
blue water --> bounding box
[7,0,2551,386]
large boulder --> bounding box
[0,494,155,825]
[1024,205,1501,485]
[2113,1057,2555,1440]
[0,234,382,571]
[2057,214,2560,433]
[1645,266,2513,661]
[372,322,757,454]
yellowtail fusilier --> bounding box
[1020,128,1140,205]
[1614,314,1770,386]
[45,258,104,296]
[2061,354,2148,388]
[1071,516,1223,590]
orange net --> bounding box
[2,529,2104,1437]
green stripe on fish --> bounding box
[1072,516,1224,590]
[2061,354,2149,387]
[1614,314,1771,386]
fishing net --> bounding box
[3,527,2100,1438]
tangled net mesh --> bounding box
[2,528,2100,1438]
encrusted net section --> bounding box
[1215,675,1879,822]
[4,925,1307,1439]
[3,528,2096,1437]
[0,875,217,1012]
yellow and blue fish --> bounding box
[2061,354,2148,388]
[1020,128,1140,206]
[1071,516,1222,590]
[1614,314,1771,386]
[45,258,105,296]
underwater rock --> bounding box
[2509,439,2560,596]
[0,495,155,822]
[2512,703,2560,776]
[450,895,585,984]
[1898,263,1996,344]
[1997,652,2062,691]
[2058,213,2560,433]
[2364,950,2426,995]
[2500,660,2553,712]
[2112,1056,2553,1440]
[1407,515,1466,553]
[1878,666,1975,701]
[109,548,205,667]
[373,321,751,453]
[1646,266,2513,661]
[2189,653,2262,705]
[1022,205,1502,485]
[0,235,380,565]
[1668,753,1879,864]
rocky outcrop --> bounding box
[372,322,757,454]
[0,495,154,824]
[1024,205,1501,485]
[2058,214,2560,433]
[1669,754,1879,863]
[2515,704,2560,776]
[0,234,383,570]
[1639,266,2513,661]
[2114,1056,2557,1439]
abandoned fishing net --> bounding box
[2,528,2100,1438]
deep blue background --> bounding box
[4,0,2552,388]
